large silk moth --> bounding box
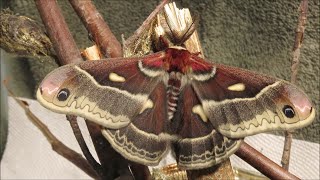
[37,46,315,170]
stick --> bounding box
[281,0,308,170]
[290,0,308,85]
[68,0,123,58]
[34,0,82,64]
[236,142,300,180]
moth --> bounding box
[36,3,315,170]
[37,46,315,170]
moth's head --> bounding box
[37,65,79,108]
[278,82,315,127]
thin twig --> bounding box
[236,142,300,180]
[281,0,308,170]
[67,115,104,178]
[4,83,99,179]
[290,0,308,84]
[68,0,123,58]
[282,130,293,170]
[86,122,130,179]
[129,162,152,180]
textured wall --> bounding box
[5,0,319,142]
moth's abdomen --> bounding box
[167,73,182,120]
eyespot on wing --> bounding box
[281,83,315,123]
[37,65,79,105]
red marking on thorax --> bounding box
[143,48,212,74]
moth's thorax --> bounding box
[163,48,190,73]
[164,48,194,74]
[163,48,213,75]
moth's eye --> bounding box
[57,88,70,101]
[283,105,295,118]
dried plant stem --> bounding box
[282,130,293,170]
[236,142,300,180]
[68,0,122,58]
[290,0,308,84]
[124,0,169,47]
[129,163,152,180]
[281,0,308,170]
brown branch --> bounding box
[34,0,82,64]
[4,83,99,179]
[282,130,293,170]
[68,0,122,58]
[282,0,308,170]
[236,142,300,180]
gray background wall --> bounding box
[3,0,319,143]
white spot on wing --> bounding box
[227,83,245,91]
[74,66,148,101]
[109,72,125,82]
[139,99,154,114]
[202,81,282,107]
[192,105,208,122]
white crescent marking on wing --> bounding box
[109,72,126,82]
[139,99,154,114]
[227,83,245,91]
[192,105,208,122]
[189,67,216,81]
